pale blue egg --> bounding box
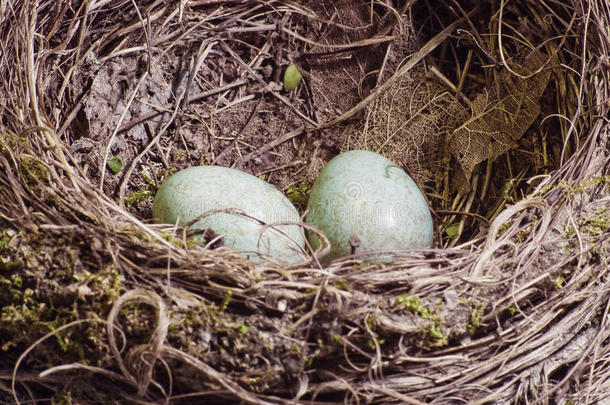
[153,166,305,263]
[306,150,433,261]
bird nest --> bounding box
[1,0,609,403]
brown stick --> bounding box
[117,79,248,133]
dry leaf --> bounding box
[448,49,554,189]
[346,76,466,183]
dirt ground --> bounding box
[69,1,389,220]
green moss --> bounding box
[51,391,74,405]
[140,170,156,187]
[160,232,187,248]
[468,307,485,334]
[535,175,609,204]
[396,295,432,319]
[514,220,537,243]
[0,227,123,370]
[125,189,153,206]
[171,149,187,162]
[124,170,159,206]
[565,207,609,238]
[395,295,449,346]
[0,230,12,248]
[0,134,29,156]
[1,304,39,325]
[581,208,609,236]
[367,338,386,351]
[429,325,444,340]
[496,222,511,238]
[333,278,353,292]
[365,314,379,331]
[285,181,310,207]
[569,175,610,194]
[10,274,22,287]
[220,290,233,312]
[554,275,565,290]
[20,155,48,184]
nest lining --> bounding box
[0,0,609,404]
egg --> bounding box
[306,150,433,261]
[153,166,306,263]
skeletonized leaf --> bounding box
[346,77,467,183]
[448,49,554,188]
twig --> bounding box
[211,97,263,165]
[315,9,474,130]
[118,92,183,208]
[188,0,248,6]
[219,41,318,126]
[232,127,304,167]
[99,71,150,192]
[117,79,247,133]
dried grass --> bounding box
[0,0,609,404]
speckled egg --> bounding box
[306,150,433,261]
[153,166,306,263]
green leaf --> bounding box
[283,63,302,91]
[444,223,460,238]
[108,157,123,174]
